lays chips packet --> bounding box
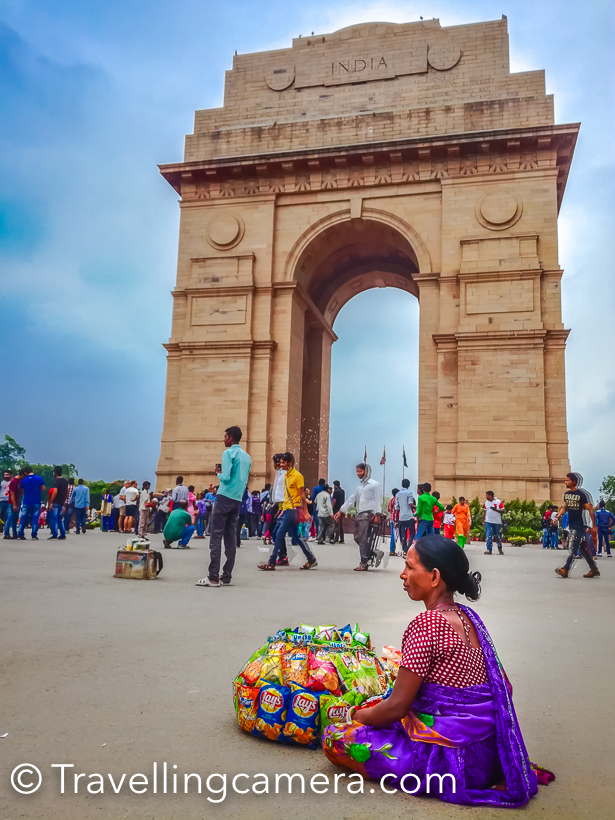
[236,685,260,733]
[254,683,290,741]
[319,692,357,732]
[283,686,321,748]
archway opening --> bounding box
[294,216,422,487]
[328,287,419,498]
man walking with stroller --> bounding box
[335,463,383,572]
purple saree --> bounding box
[322,606,553,807]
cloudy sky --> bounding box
[0,0,612,497]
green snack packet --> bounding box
[316,625,340,643]
[298,624,317,636]
[332,649,360,693]
[352,630,372,651]
[320,692,357,731]
[353,649,382,696]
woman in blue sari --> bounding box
[323,535,553,807]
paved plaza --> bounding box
[1,531,613,819]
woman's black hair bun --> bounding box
[457,570,482,602]
[414,535,482,601]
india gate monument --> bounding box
[156,17,578,502]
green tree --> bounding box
[0,435,26,472]
[29,463,78,490]
[599,476,615,514]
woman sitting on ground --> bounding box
[322,535,553,807]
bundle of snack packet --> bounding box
[315,625,340,643]
[351,629,372,651]
[320,692,358,732]
[352,649,383,696]
[285,646,310,688]
[332,650,360,693]
[258,641,288,685]
[236,685,260,733]
[282,686,321,748]
[339,624,353,644]
[306,647,340,693]
[373,656,390,694]
[238,643,268,686]
[254,683,290,741]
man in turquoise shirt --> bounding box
[196,426,251,588]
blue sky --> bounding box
[0,0,612,497]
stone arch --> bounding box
[282,205,432,284]
[288,212,425,486]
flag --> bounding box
[363,446,367,463]
[380,447,386,466]
[402,446,408,468]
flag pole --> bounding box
[402,446,405,481]
[383,447,386,512]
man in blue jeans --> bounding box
[17,467,46,541]
[48,465,69,540]
[70,479,90,534]
[0,470,12,532]
[595,500,615,557]
[163,500,195,548]
[4,468,26,539]
[483,491,505,555]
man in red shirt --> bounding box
[4,468,26,539]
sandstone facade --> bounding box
[157,18,577,502]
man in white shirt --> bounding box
[118,480,130,532]
[123,480,140,533]
[483,491,505,555]
[171,475,189,509]
[395,478,416,555]
[316,485,335,544]
[270,454,289,563]
[1,470,12,535]
[138,481,152,539]
[336,463,383,571]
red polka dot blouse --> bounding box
[401,609,488,687]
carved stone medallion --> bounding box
[207,213,244,249]
[265,65,295,91]
[427,44,461,71]
[476,191,522,231]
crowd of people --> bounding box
[2,431,610,587]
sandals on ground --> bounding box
[300,559,318,570]
[354,564,369,571]
[257,563,275,571]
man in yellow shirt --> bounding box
[258,452,317,571]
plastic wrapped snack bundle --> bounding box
[233,623,397,749]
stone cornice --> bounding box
[163,340,277,358]
[160,123,578,212]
